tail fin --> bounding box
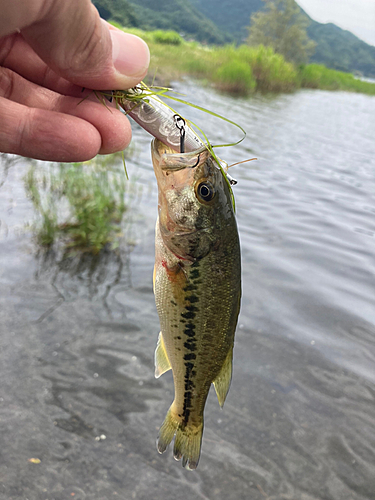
[157,406,204,471]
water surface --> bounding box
[0,83,374,500]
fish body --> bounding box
[152,139,241,470]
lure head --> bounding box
[151,139,235,262]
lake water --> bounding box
[0,82,374,500]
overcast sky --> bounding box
[297,0,375,46]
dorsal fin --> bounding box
[213,347,233,408]
[155,332,171,378]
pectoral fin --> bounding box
[155,332,171,378]
[213,347,233,408]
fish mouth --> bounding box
[151,139,209,172]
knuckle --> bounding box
[17,108,32,155]
[0,67,15,100]
[0,33,17,66]
[68,17,105,74]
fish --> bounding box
[152,138,241,470]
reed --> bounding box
[24,154,130,254]
[124,28,299,93]
[214,60,256,94]
[299,64,375,95]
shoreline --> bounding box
[119,26,375,96]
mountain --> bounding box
[307,21,375,76]
[189,0,262,42]
[93,0,139,27]
[93,0,233,44]
[191,0,375,77]
[93,0,375,77]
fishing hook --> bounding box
[174,114,186,153]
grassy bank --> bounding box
[121,26,375,96]
[298,64,375,93]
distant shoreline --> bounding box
[119,26,375,97]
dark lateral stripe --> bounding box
[190,269,200,279]
[183,408,190,423]
[185,361,194,373]
[182,387,194,424]
[184,321,195,333]
[184,340,196,351]
[185,305,198,312]
[181,263,200,425]
[185,294,199,303]
[184,353,196,361]
[181,310,196,319]
[183,283,197,292]
[184,391,192,407]
[185,379,194,391]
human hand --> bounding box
[0,0,150,162]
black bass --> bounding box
[152,139,241,470]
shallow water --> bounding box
[0,83,374,500]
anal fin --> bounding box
[213,346,233,408]
[155,332,171,378]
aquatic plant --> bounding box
[24,154,131,254]
[24,166,59,246]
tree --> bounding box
[247,0,316,64]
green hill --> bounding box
[93,0,139,27]
[93,0,233,44]
[307,21,375,76]
[191,0,375,77]
[190,0,263,42]
[93,0,375,77]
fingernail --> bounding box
[111,30,150,77]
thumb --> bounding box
[20,0,149,90]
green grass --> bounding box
[145,36,299,94]
[214,60,256,94]
[25,154,130,254]
[299,64,375,95]
[122,27,375,96]
[151,30,184,45]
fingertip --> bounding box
[71,99,133,155]
[110,28,150,89]
[98,115,132,155]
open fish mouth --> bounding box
[151,139,212,172]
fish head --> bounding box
[151,139,234,261]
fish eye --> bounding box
[196,181,215,203]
